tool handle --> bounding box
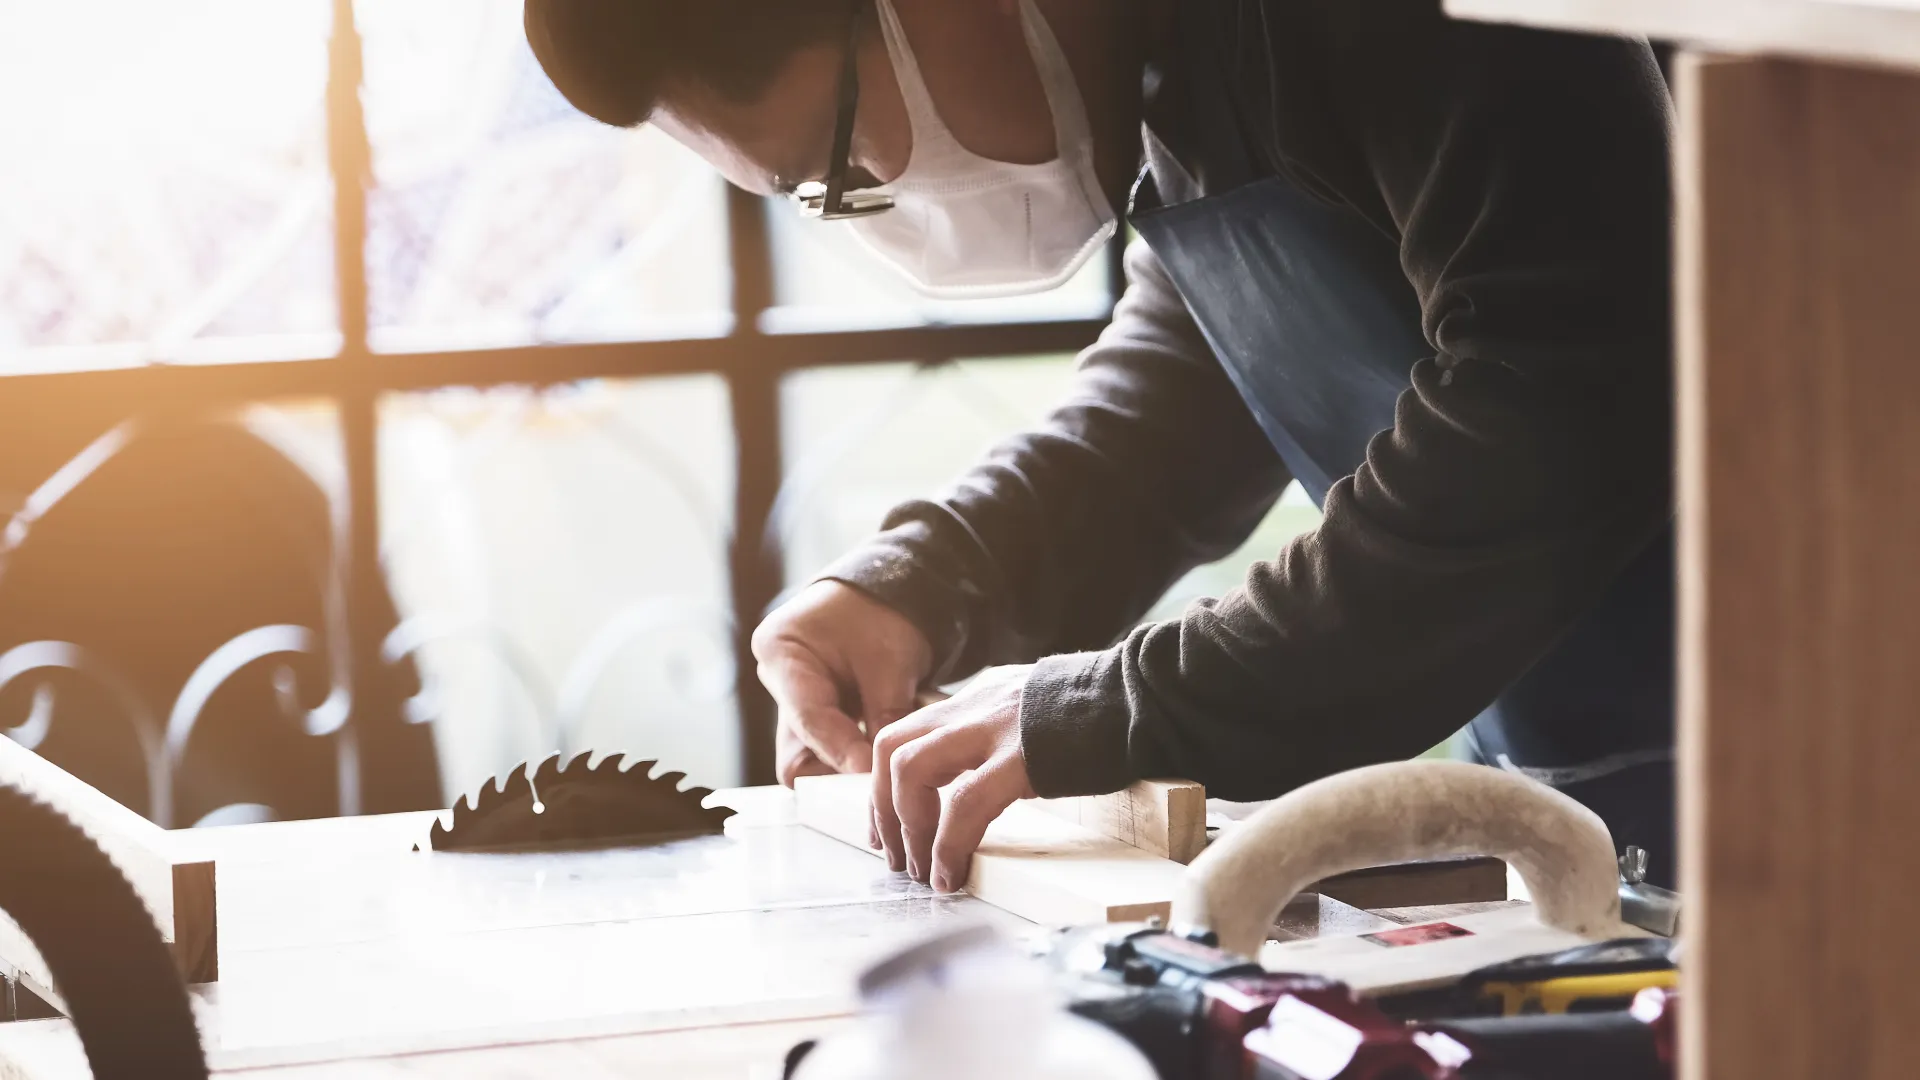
[1173,761,1623,957]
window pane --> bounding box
[779,358,1081,582]
[764,208,1114,333]
[377,378,740,795]
[0,1,337,373]
[780,358,1320,626]
[1143,483,1322,623]
[358,0,731,352]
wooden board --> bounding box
[1030,779,1208,863]
[795,777,1511,927]
[1676,53,1920,1080]
[0,737,218,996]
[795,773,1187,925]
[1307,856,1510,911]
[1446,0,1920,73]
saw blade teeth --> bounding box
[499,762,535,799]
[434,750,736,851]
[491,763,520,797]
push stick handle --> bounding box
[1173,760,1623,957]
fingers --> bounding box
[756,643,871,774]
[870,710,943,873]
[850,657,924,748]
[775,724,834,788]
[929,753,1027,893]
[883,717,1000,886]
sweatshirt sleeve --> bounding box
[820,240,1290,685]
[1019,6,1676,798]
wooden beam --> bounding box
[1030,779,1208,864]
[1677,53,1920,1080]
[0,738,218,998]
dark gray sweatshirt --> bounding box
[822,0,1675,800]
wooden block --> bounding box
[1308,856,1509,910]
[795,773,1186,925]
[0,737,219,995]
[1677,54,1920,1080]
[1030,779,1208,863]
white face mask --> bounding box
[849,0,1118,300]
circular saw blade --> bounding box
[428,752,736,852]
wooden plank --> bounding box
[1308,856,1509,910]
[0,737,219,989]
[796,777,1510,926]
[1677,54,1920,1080]
[795,773,1186,925]
[1030,779,1208,863]
[1446,0,1920,74]
[913,692,1204,862]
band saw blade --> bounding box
[426,752,735,853]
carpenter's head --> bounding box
[525,0,1151,295]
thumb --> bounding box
[853,659,924,740]
[757,646,873,774]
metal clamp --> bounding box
[1617,846,1682,937]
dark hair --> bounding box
[524,0,850,128]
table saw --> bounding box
[0,775,1515,1080]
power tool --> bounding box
[1055,920,1678,1080]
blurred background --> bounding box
[0,0,1321,826]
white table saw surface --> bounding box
[0,786,1415,1079]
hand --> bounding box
[872,664,1037,893]
[752,581,934,786]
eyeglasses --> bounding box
[790,0,894,221]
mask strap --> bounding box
[873,0,958,144]
[1016,0,1098,155]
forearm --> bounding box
[1021,355,1671,799]
[823,243,1288,681]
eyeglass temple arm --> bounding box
[821,0,867,215]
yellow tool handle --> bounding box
[1481,968,1680,1015]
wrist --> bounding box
[818,534,980,682]
[1019,650,1136,798]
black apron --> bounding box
[1129,31,1676,886]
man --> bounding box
[526,0,1676,890]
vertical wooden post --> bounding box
[726,187,782,787]
[1678,54,1920,1080]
